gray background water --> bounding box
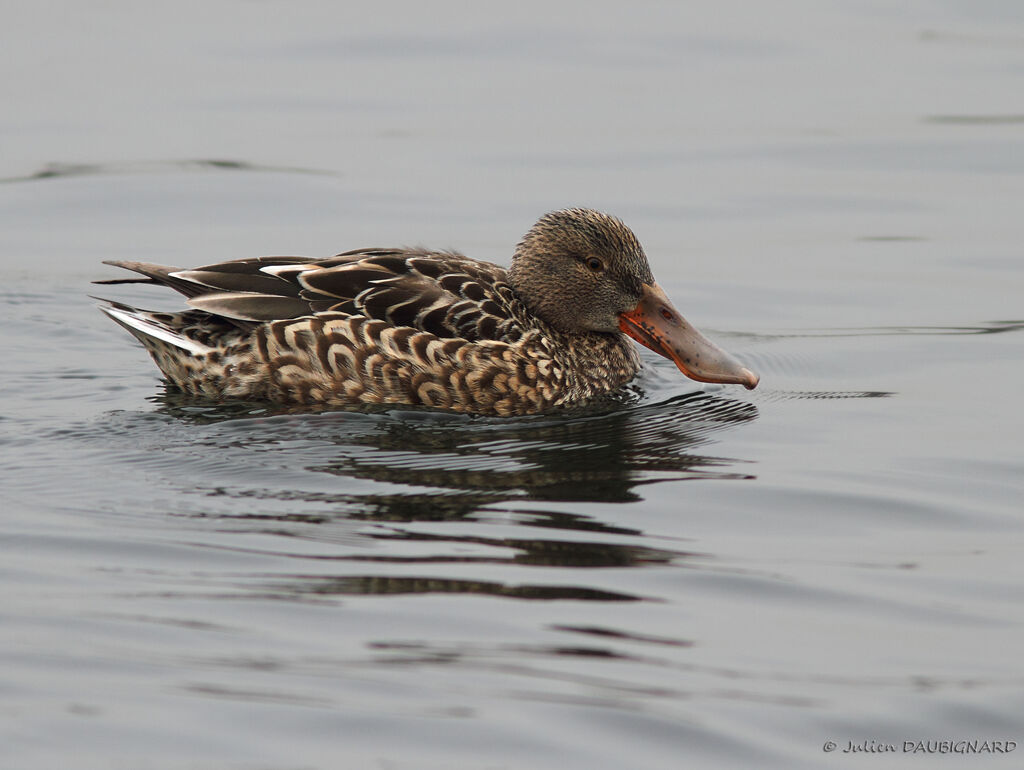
[3,1,1023,768]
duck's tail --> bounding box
[96,300,213,356]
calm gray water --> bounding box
[3,2,1024,768]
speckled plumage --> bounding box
[97,209,757,415]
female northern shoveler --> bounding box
[97,208,758,416]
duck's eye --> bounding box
[585,257,604,272]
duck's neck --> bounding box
[503,284,641,401]
[544,327,641,401]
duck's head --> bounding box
[508,208,759,390]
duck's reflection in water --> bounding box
[318,391,757,502]
[155,388,757,599]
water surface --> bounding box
[3,2,1023,768]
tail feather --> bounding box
[99,260,207,299]
[97,301,212,356]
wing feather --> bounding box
[100,249,519,342]
[187,292,313,321]
[170,268,302,297]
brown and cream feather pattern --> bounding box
[97,248,640,416]
[98,209,758,415]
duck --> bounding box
[96,208,758,416]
